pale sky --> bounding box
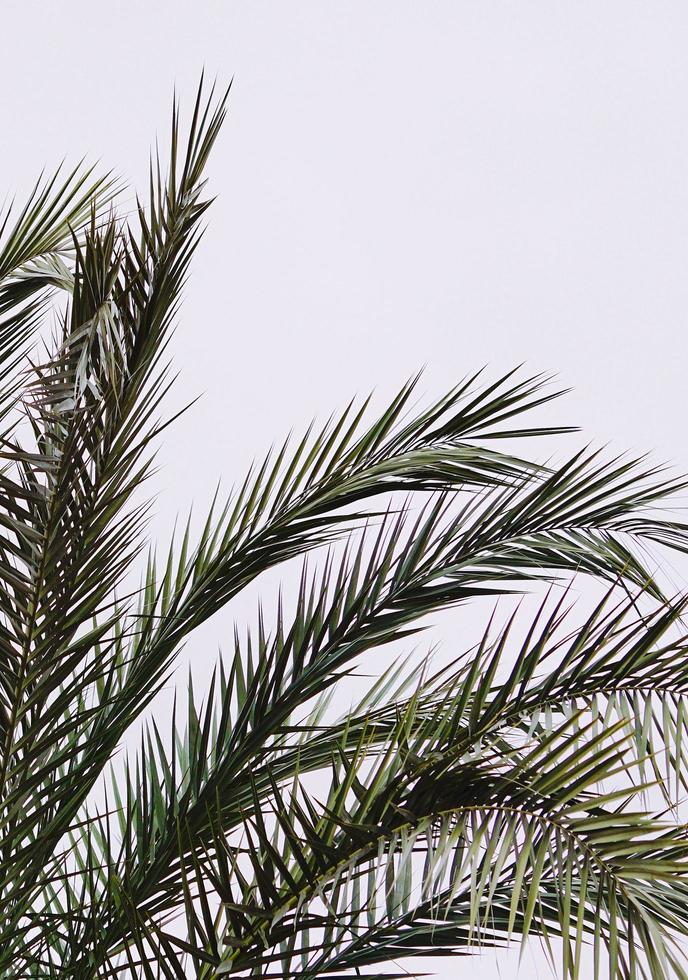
[3,2,688,977]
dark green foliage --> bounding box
[2,80,688,979]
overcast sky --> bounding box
[3,2,688,977]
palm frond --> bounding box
[41,583,688,978]
[60,702,688,979]
[3,77,688,980]
[0,79,228,956]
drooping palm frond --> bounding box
[34,580,688,980]
[3,79,688,980]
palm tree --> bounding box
[2,79,688,980]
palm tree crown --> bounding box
[2,81,688,979]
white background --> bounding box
[3,2,688,976]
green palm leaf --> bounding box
[2,78,688,980]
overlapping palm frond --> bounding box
[36,580,688,979]
[3,78,688,980]
[0,158,119,418]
